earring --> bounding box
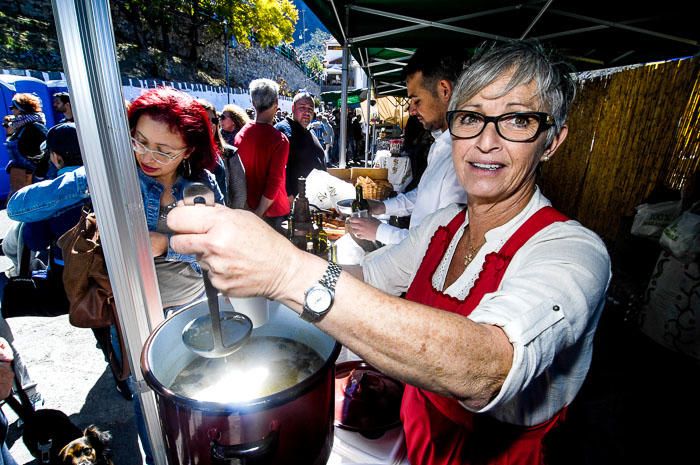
[541,156,550,163]
[182,158,192,178]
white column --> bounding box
[50,1,167,464]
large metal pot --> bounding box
[141,297,341,465]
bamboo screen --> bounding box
[540,58,700,243]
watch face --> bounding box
[307,286,332,312]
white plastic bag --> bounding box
[305,169,356,210]
[659,207,700,260]
[639,251,700,361]
[630,201,682,239]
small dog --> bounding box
[59,425,114,465]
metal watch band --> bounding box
[300,262,342,323]
[319,262,342,291]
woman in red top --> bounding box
[168,41,611,465]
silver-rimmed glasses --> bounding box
[131,137,188,165]
[447,111,554,143]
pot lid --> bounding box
[334,361,404,439]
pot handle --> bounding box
[210,424,279,462]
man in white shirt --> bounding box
[347,49,468,245]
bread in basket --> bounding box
[355,176,393,200]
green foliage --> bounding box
[307,54,324,75]
[115,0,297,48]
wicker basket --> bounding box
[356,176,393,200]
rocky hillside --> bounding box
[0,0,320,94]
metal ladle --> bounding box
[180,183,252,358]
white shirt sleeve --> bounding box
[382,188,418,218]
[375,223,409,245]
[464,222,611,423]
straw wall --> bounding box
[539,58,700,243]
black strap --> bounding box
[18,242,31,278]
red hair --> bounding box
[127,87,219,178]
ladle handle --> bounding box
[202,270,225,350]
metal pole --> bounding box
[364,83,371,166]
[224,19,230,104]
[51,1,167,464]
[339,6,350,168]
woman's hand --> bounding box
[346,216,381,241]
[167,204,303,300]
[149,231,169,257]
[0,337,15,399]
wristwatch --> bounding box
[301,262,342,322]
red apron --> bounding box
[401,206,569,465]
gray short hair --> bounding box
[249,79,279,112]
[292,91,314,107]
[449,41,577,147]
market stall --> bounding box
[49,1,698,464]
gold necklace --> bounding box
[463,227,484,266]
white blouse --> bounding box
[362,189,612,425]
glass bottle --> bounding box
[316,213,328,255]
[287,211,295,242]
[306,213,316,252]
[351,184,369,213]
[292,177,313,247]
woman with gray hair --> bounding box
[167,41,611,464]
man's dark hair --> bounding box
[60,151,82,167]
[403,48,467,95]
[53,92,70,104]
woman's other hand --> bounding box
[167,205,301,300]
[149,231,169,257]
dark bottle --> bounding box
[316,213,328,255]
[306,213,316,252]
[292,177,313,246]
[351,185,369,213]
[287,211,295,241]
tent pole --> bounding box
[364,83,371,166]
[339,5,350,168]
[51,1,167,463]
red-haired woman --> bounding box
[8,87,224,310]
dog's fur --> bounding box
[59,425,114,465]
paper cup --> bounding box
[228,296,269,328]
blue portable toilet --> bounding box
[0,75,64,205]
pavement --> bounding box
[0,209,145,465]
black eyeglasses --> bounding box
[446,110,554,143]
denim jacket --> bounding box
[7,165,223,270]
[138,168,223,267]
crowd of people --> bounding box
[4,38,693,465]
[0,72,374,461]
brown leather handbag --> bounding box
[57,205,114,329]
[57,206,130,382]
